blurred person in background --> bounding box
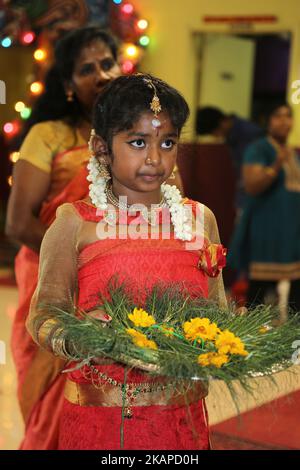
[228,103,300,314]
[196,106,263,209]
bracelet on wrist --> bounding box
[265,166,277,178]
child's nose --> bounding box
[145,147,161,165]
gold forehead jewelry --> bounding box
[139,75,162,128]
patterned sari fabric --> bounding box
[27,199,227,450]
[12,121,90,449]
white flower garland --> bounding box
[87,155,193,241]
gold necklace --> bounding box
[105,185,167,226]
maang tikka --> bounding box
[139,75,162,129]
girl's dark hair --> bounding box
[16,27,118,147]
[92,74,190,152]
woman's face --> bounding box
[268,106,293,140]
[70,39,121,115]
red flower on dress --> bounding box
[198,242,227,278]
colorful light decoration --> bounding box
[121,3,134,14]
[139,35,150,47]
[137,19,148,30]
[34,48,47,61]
[21,32,35,45]
[3,123,14,134]
[112,0,151,74]
[125,44,139,59]
[1,37,12,48]
[14,101,26,112]
[20,107,32,120]
[30,81,44,95]
[122,60,134,74]
[3,121,19,137]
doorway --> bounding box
[194,31,292,127]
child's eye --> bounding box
[161,140,176,149]
[128,139,145,148]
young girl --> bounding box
[27,74,227,450]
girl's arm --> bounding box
[26,203,81,356]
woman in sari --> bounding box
[229,103,300,312]
[5,26,121,449]
[27,74,227,450]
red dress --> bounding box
[56,200,226,450]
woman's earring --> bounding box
[169,171,176,180]
[66,90,74,102]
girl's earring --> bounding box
[66,90,74,102]
[98,158,111,181]
[169,171,176,180]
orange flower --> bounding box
[126,328,158,350]
[198,352,229,368]
[215,330,248,357]
[183,317,221,343]
[128,308,156,328]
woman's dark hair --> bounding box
[92,74,190,153]
[266,101,292,126]
[16,27,118,147]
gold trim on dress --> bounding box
[250,261,300,281]
[64,378,208,408]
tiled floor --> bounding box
[0,284,299,450]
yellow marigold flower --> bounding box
[197,352,229,368]
[126,328,158,350]
[183,317,221,343]
[128,308,156,328]
[215,330,249,357]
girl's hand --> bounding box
[88,309,112,323]
[88,309,113,365]
[235,306,248,316]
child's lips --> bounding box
[139,173,161,181]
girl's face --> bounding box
[69,39,121,115]
[268,106,293,140]
[108,111,179,199]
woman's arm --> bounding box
[243,147,290,196]
[5,160,50,252]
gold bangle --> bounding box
[51,327,72,360]
[265,167,277,178]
